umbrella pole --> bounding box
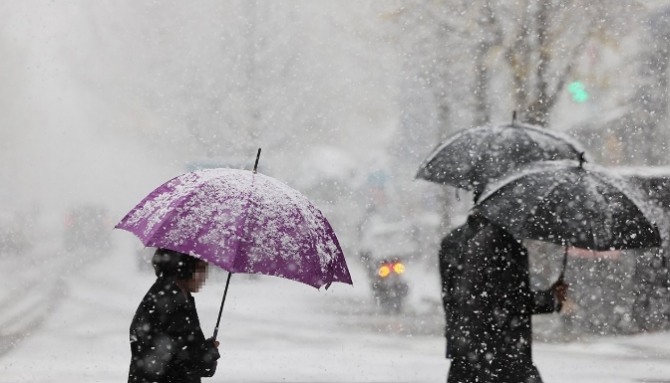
[558,245,568,283]
[213,272,233,340]
[212,148,258,339]
[253,148,261,173]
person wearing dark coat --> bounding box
[439,213,568,383]
[128,248,220,383]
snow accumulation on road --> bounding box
[2,236,670,383]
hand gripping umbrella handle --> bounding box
[213,272,233,340]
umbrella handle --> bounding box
[558,245,568,283]
[213,272,233,340]
[253,148,262,173]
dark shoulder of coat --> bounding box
[439,223,468,266]
[128,278,217,383]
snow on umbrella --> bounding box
[475,159,663,283]
[115,150,352,338]
[416,119,585,197]
[476,159,662,251]
[475,159,662,279]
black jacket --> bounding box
[128,278,219,383]
[439,216,556,373]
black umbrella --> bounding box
[475,159,662,255]
[416,120,584,196]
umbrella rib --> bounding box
[587,171,611,249]
[419,128,474,188]
[269,175,348,287]
[427,128,469,158]
[467,127,497,189]
[283,191,324,283]
[229,172,257,272]
[592,170,650,249]
[189,175,248,265]
[525,173,566,243]
[141,184,206,249]
[416,130,468,179]
[520,123,583,156]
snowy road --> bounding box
[0,235,75,357]
[2,237,670,382]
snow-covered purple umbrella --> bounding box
[115,150,352,338]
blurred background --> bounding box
[3,0,670,354]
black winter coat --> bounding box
[439,215,557,382]
[128,277,219,383]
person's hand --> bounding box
[207,337,220,349]
[551,279,569,305]
[204,337,221,362]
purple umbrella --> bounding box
[116,150,352,338]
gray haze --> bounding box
[4,1,670,226]
[4,2,670,380]
[1,1,401,220]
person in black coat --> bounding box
[439,213,568,383]
[128,248,220,383]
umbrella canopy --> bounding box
[116,167,352,289]
[416,121,584,195]
[475,160,663,251]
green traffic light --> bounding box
[568,81,589,103]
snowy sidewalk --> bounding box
[2,239,670,382]
[0,236,71,356]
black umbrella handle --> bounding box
[558,245,568,283]
[253,148,262,173]
[578,152,586,168]
[213,272,233,340]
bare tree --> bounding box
[500,1,619,126]
[623,6,670,165]
[399,0,639,128]
[392,0,642,234]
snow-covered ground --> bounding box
[2,235,670,383]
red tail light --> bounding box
[378,262,406,277]
[378,265,391,278]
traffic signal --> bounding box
[568,81,589,103]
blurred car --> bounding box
[63,204,112,252]
[358,216,419,314]
[361,252,409,314]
